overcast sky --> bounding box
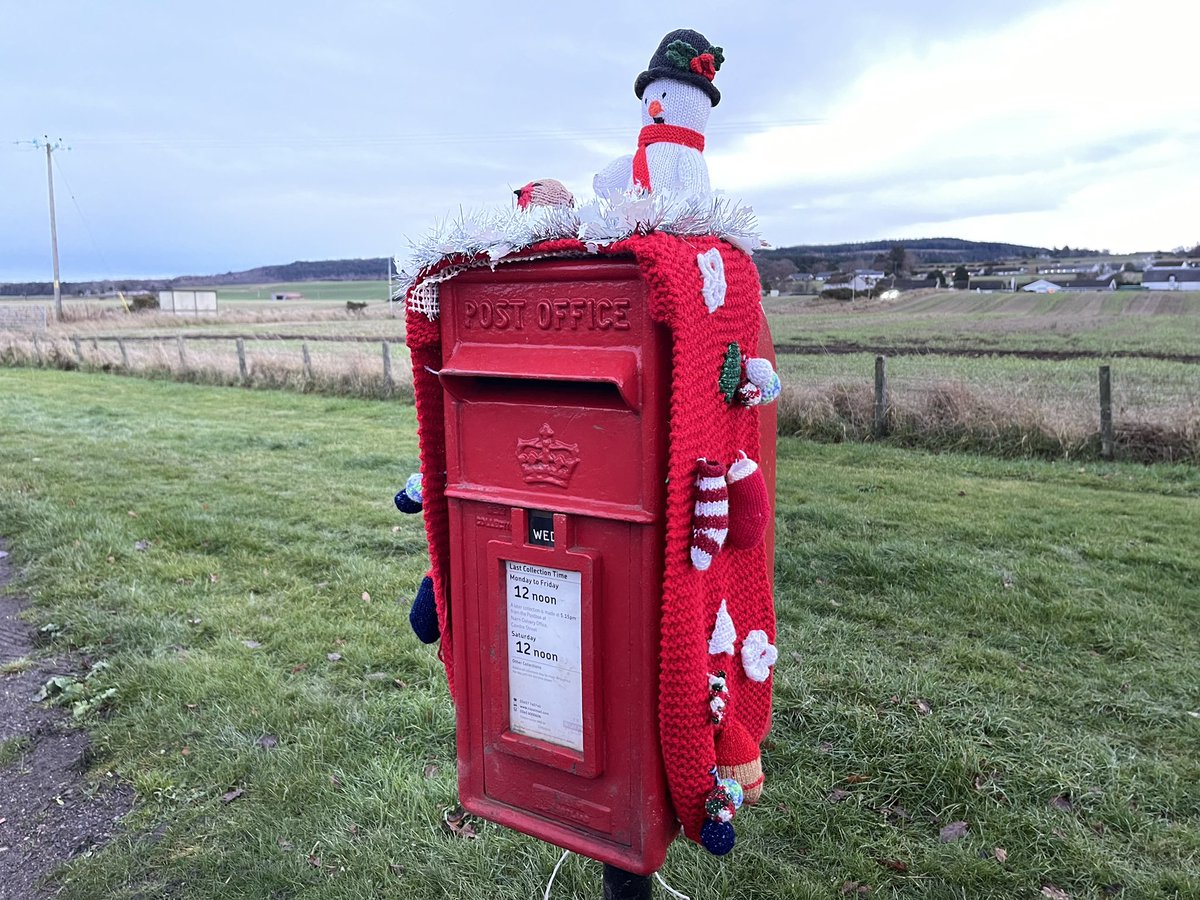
[2,0,1197,281]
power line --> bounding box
[58,117,825,151]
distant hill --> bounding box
[0,258,391,297]
[759,238,1062,271]
[173,258,390,287]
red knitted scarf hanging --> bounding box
[406,233,774,846]
[632,124,706,191]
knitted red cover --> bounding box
[406,232,775,845]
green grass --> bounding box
[0,734,33,767]
[764,291,1200,357]
[208,280,391,303]
[1,370,1198,898]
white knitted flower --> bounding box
[697,247,726,313]
[741,629,777,682]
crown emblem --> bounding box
[516,424,580,488]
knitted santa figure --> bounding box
[594,28,722,199]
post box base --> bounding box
[461,794,673,876]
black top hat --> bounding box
[634,28,723,107]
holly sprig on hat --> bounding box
[665,39,725,81]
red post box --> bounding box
[406,236,776,874]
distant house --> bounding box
[827,272,884,293]
[1064,276,1120,292]
[272,292,304,301]
[1037,264,1090,275]
[1022,279,1064,293]
[1143,266,1200,291]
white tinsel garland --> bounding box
[394,192,763,319]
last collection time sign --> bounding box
[505,561,583,752]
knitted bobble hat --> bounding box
[635,28,723,107]
[715,718,764,804]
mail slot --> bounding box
[407,245,776,874]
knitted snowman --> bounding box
[594,29,722,200]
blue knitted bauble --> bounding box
[409,575,439,644]
[404,472,423,504]
[700,819,735,856]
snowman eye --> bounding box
[661,92,667,98]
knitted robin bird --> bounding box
[513,178,575,210]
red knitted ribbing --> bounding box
[632,124,706,191]
[405,234,775,846]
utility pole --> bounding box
[43,137,63,320]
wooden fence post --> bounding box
[32,334,42,366]
[72,336,84,366]
[1099,364,1114,460]
[873,355,889,438]
[382,341,393,394]
[118,338,129,369]
[302,343,313,383]
[237,338,247,381]
[177,336,187,369]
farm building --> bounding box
[1022,279,1064,293]
[271,292,304,301]
[1142,266,1200,291]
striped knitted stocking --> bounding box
[690,459,729,571]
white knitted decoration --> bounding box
[697,247,726,313]
[594,78,712,200]
[741,630,778,683]
[708,599,736,655]
[397,194,762,318]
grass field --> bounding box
[1,370,1197,898]
[764,290,1200,357]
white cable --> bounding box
[654,871,692,900]
[542,849,571,900]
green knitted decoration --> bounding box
[666,39,699,70]
[719,342,742,404]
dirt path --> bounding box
[0,540,133,899]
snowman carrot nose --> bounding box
[648,99,663,118]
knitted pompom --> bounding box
[718,777,744,809]
[395,491,422,514]
[715,719,765,804]
[725,452,769,549]
[700,819,736,856]
[705,785,737,823]
[690,459,728,571]
[408,575,440,644]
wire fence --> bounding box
[2,332,1196,463]
[0,332,411,400]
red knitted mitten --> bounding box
[725,452,769,550]
[690,458,729,571]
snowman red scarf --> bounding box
[632,124,706,192]
[406,232,775,851]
